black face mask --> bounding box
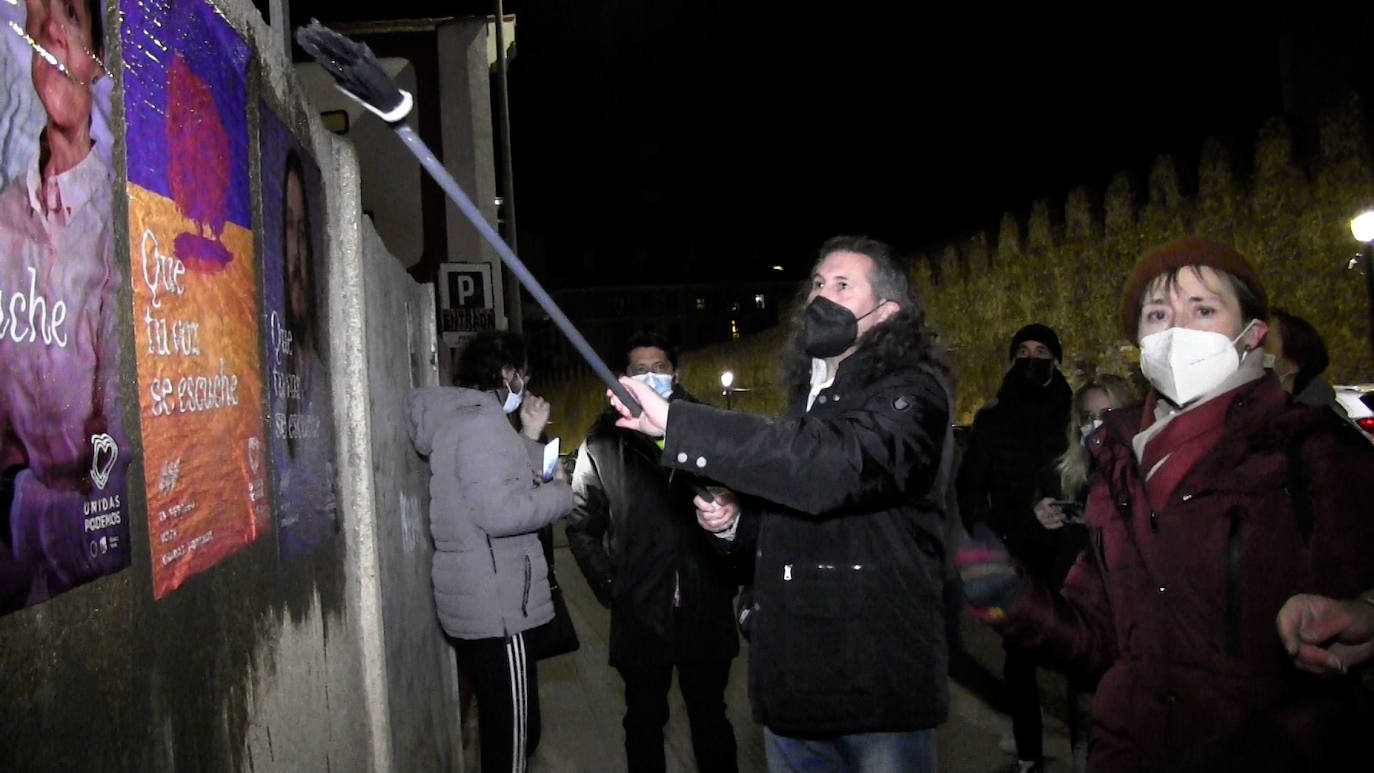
[803,296,885,359]
[1010,356,1054,387]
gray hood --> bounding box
[407,386,495,456]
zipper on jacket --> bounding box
[522,556,532,617]
[1225,510,1243,657]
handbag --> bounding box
[528,525,580,659]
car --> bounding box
[1332,384,1374,440]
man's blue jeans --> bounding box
[764,726,937,772]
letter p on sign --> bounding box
[456,275,476,304]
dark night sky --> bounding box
[297,2,1374,289]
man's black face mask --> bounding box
[803,296,884,359]
[1010,356,1054,387]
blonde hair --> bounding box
[1056,375,1140,498]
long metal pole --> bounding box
[395,124,641,416]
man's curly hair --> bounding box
[782,235,948,394]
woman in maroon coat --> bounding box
[960,237,1374,772]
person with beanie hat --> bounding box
[957,236,1374,771]
[956,322,1072,773]
[1009,323,1063,364]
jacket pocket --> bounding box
[777,563,879,696]
[1225,507,1243,657]
[522,555,532,617]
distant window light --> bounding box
[731,301,740,314]
[771,265,784,272]
[731,319,739,340]
[696,297,707,310]
[755,294,766,309]
[320,109,350,134]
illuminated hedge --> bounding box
[920,92,1374,422]
[546,93,1374,435]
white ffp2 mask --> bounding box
[1139,320,1256,405]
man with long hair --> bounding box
[610,236,954,771]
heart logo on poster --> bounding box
[247,436,261,474]
[90,434,118,490]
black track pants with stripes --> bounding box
[455,631,541,772]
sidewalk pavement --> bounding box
[528,527,1076,772]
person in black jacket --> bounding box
[568,332,741,772]
[607,236,954,772]
[956,323,1072,773]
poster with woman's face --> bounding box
[259,105,339,559]
[0,0,130,615]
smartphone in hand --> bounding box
[542,438,560,482]
[1053,499,1085,524]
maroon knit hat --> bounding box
[1119,237,1268,340]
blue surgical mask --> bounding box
[631,372,674,399]
[1078,419,1103,446]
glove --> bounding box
[955,523,1022,620]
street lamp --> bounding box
[1352,210,1374,367]
[719,370,751,409]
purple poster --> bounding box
[123,0,269,598]
[0,0,130,614]
[122,0,251,233]
[259,106,339,558]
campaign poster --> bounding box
[123,0,267,598]
[0,0,130,614]
[259,105,339,559]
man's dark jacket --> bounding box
[567,389,741,668]
[956,364,1072,577]
[659,349,953,736]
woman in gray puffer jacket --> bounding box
[407,330,572,773]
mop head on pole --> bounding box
[295,19,414,124]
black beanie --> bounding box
[1008,323,1062,362]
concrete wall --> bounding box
[0,0,458,769]
[358,212,460,770]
